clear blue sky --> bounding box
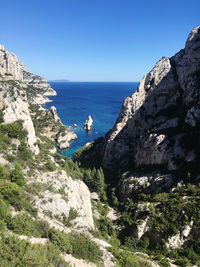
[1,0,200,81]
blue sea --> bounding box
[45,82,138,157]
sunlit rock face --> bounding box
[102,25,200,173]
[0,44,56,96]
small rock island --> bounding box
[84,115,93,131]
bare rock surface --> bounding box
[0,44,56,97]
[102,25,200,174]
[84,115,93,131]
[119,172,174,200]
[0,83,39,154]
[50,106,61,122]
[30,170,94,229]
[57,130,77,149]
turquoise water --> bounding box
[45,82,138,157]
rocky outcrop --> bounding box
[57,130,77,149]
[0,44,28,80]
[84,115,93,131]
[30,170,94,229]
[119,172,174,200]
[166,221,194,249]
[50,106,60,122]
[0,44,56,97]
[0,82,39,154]
[102,25,200,174]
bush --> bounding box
[0,165,8,180]
[18,139,33,161]
[0,199,8,220]
[48,228,72,253]
[110,248,140,267]
[6,214,49,237]
[0,181,22,209]
[0,234,69,266]
[44,159,56,172]
[10,163,26,186]
[69,233,102,263]
[0,120,27,139]
[175,257,190,267]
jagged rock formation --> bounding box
[48,105,77,149]
[102,25,200,175]
[49,106,61,122]
[0,44,56,97]
[84,115,93,131]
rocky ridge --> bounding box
[0,44,56,99]
[102,25,200,176]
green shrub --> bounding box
[175,257,190,267]
[0,165,8,180]
[0,234,69,266]
[6,213,49,237]
[44,159,56,172]
[159,258,170,267]
[0,181,22,209]
[10,163,26,186]
[18,139,33,161]
[0,110,3,123]
[110,248,140,267]
[0,199,8,220]
[62,208,79,227]
[0,120,27,139]
[48,228,72,253]
[69,233,102,263]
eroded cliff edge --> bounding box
[100,25,200,177]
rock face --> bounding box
[166,221,194,249]
[30,170,94,229]
[84,115,93,131]
[119,172,174,200]
[102,25,200,173]
[0,44,56,97]
[57,131,77,149]
[50,106,61,122]
[0,82,39,154]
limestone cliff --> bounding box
[102,25,200,175]
[0,44,56,97]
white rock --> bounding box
[3,95,39,154]
[57,131,77,149]
[31,170,94,229]
[102,25,200,173]
[84,115,93,131]
[50,106,60,122]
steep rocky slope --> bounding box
[102,25,200,176]
[0,44,56,102]
[74,26,200,266]
[0,46,119,266]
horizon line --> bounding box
[48,80,139,83]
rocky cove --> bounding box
[0,25,200,266]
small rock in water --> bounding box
[73,123,77,128]
[84,115,93,131]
